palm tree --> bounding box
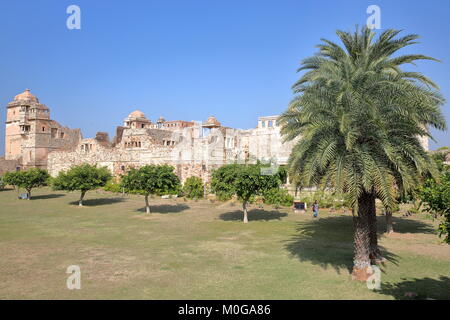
[280,27,446,280]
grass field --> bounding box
[0,187,449,300]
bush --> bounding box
[182,176,204,199]
[0,175,5,190]
[104,179,122,193]
[263,188,294,207]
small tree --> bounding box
[3,168,49,199]
[418,170,450,244]
[52,164,112,206]
[121,165,180,214]
[212,164,281,223]
[182,176,204,199]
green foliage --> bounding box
[3,168,50,198]
[211,164,281,203]
[120,165,180,196]
[0,175,6,190]
[3,171,22,188]
[182,176,204,199]
[211,164,240,201]
[52,164,112,193]
[431,150,450,173]
[263,188,294,207]
[418,171,450,243]
[103,179,123,193]
[279,27,446,211]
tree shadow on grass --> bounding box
[137,203,190,214]
[69,197,126,206]
[219,209,288,222]
[379,216,435,234]
[284,216,399,275]
[379,276,450,300]
[31,194,65,200]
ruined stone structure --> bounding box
[1,89,432,183]
[2,89,81,172]
[2,90,297,184]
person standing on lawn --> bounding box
[312,200,319,218]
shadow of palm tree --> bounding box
[379,276,450,300]
[137,203,190,214]
[284,216,399,274]
[32,194,65,200]
[69,197,126,206]
[219,209,288,221]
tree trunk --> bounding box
[145,194,151,214]
[386,211,394,234]
[352,191,374,281]
[367,195,383,264]
[26,189,32,200]
[243,201,248,223]
[79,190,86,207]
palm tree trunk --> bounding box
[352,191,373,281]
[243,201,248,223]
[26,188,32,200]
[385,211,394,234]
[368,202,384,264]
[145,194,151,214]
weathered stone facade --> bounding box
[46,112,297,184]
[4,89,81,170]
[3,90,298,184]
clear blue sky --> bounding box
[0,0,449,155]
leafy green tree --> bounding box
[3,168,49,199]
[211,164,241,201]
[52,164,112,206]
[182,176,204,199]
[280,27,446,280]
[121,165,180,214]
[418,170,450,243]
[212,164,281,223]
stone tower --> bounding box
[5,89,80,170]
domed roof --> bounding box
[128,110,146,118]
[14,89,39,103]
[157,116,166,123]
[203,116,221,127]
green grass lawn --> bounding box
[0,187,449,300]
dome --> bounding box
[128,110,146,118]
[14,89,39,103]
[157,116,166,123]
[204,116,221,127]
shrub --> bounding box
[263,188,294,207]
[104,179,122,193]
[0,175,5,190]
[182,176,204,199]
